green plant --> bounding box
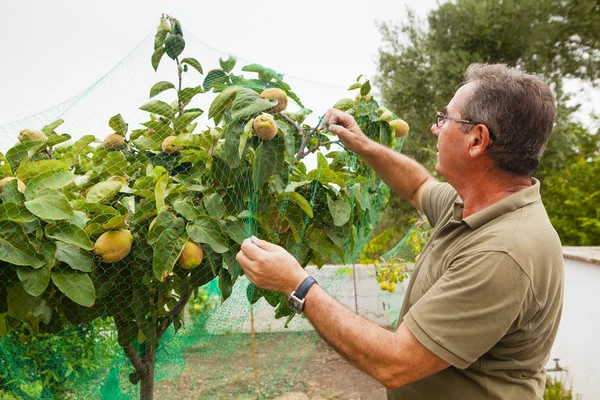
[0,14,402,400]
[544,376,581,400]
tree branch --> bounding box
[125,344,148,378]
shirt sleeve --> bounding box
[403,251,530,369]
[422,182,457,228]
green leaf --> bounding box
[55,241,94,272]
[46,133,72,147]
[179,86,204,108]
[0,178,25,204]
[239,119,253,158]
[150,81,176,98]
[0,152,13,177]
[327,194,351,226]
[252,137,286,187]
[173,109,204,134]
[16,160,69,181]
[107,114,127,135]
[153,218,187,281]
[204,193,226,219]
[151,47,166,72]
[230,89,275,121]
[7,284,46,325]
[203,69,229,92]
[277,192,314,218]
[25,189,74,220]
[241,63,265,74]
[0,314,6,336]
[218,267,233,302]
[86,181,122,203]
[41,119,65,135]
[360,80,371,96]
[17,265,51,297]
[6,141,44,172]
[154,29,168,49]
[101,151,130,177]
[0,232,45,268]
[147,210,176,245]
[155,173,168,213]
[187,217,229,253]
[223,219,248,245]
[45,221,94,250]
[181,57,203,74]
[24,169,74,200]
[221,120,245,168]
[165,34,185,59]
[209,85,240,124]
[140,99,176,120]
[347,83,361,90]
[219,55,237,73]
[51,269,95,307]
[173,199,203,221]
[0,202,36,223]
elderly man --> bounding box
[236,64,564,399]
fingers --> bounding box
[236,249,253,266]
[240,238,263,260]
[250,236,280,252]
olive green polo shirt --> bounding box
[388,179,564,400]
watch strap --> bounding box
[294,276,318,300]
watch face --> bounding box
[287,297,302,314]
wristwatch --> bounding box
[287,276,318,314]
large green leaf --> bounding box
[173,199,203,221]
[252,137,286,187]
[219,55,237,73]
[149,81,176,98]
[55,241,94,272]
[152,218,188,281]
[140,99,176,120]
[230,89,275,121]
[187,216,229,253]
[277,192,314,218]
[0,233,45,268]
[108,114,128,134]
[155,173,168,213]
[45,221,94,250]
[7,283,47,326]
[0,179,25,204]
[327,194,351,226]
[86,181,122,203]
[223,219,248,245]
[51,269,95,307]
[221,120,246,168]
[0,202,36,223]
[46,133,72,147]
[147,210,176,245]
[17,265,51,297]
[100,151,130,177]
[24,169,74,199]
[209,86,241,124]
[218,267,233,302]
[203,193,226,219]
[203,69,229,92]
[24,189,74,220]
[6,141,44,172]
[0,152,13,177]
[151,47,166,72]
[16,160,69,181]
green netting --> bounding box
[0,15,412,399]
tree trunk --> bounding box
[139,342,156,400]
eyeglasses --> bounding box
[435,111,496,141]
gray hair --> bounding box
[461,64,556,176]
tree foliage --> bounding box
[375,0,600,245]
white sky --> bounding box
[1,0,597,132]
[0,0,437,126]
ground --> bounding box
[154,331,387,399]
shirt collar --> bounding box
[454,178,542,229]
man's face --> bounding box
[431,82,477,181]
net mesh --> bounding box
[0,15,414,399]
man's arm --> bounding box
[303,284,450,389]
[323,109,437,212]
[236,238,451,389]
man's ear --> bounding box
[468,125,492,158]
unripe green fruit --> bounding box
[253,115,277,140]
[18,128,47,142]
[165,34,185,60]
[260,88,288,113]
[93,230,133,263]
[104,133,125,151]
[178,240,204,269]
[162,136,183,153]
[0,177,25,193]
[389,119,410,138]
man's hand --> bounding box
[321,108,372,155]
[236,236,309,295]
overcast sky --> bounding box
[0,0,439,126]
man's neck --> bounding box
[453,170,532,219]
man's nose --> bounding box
[431,124,440,137]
